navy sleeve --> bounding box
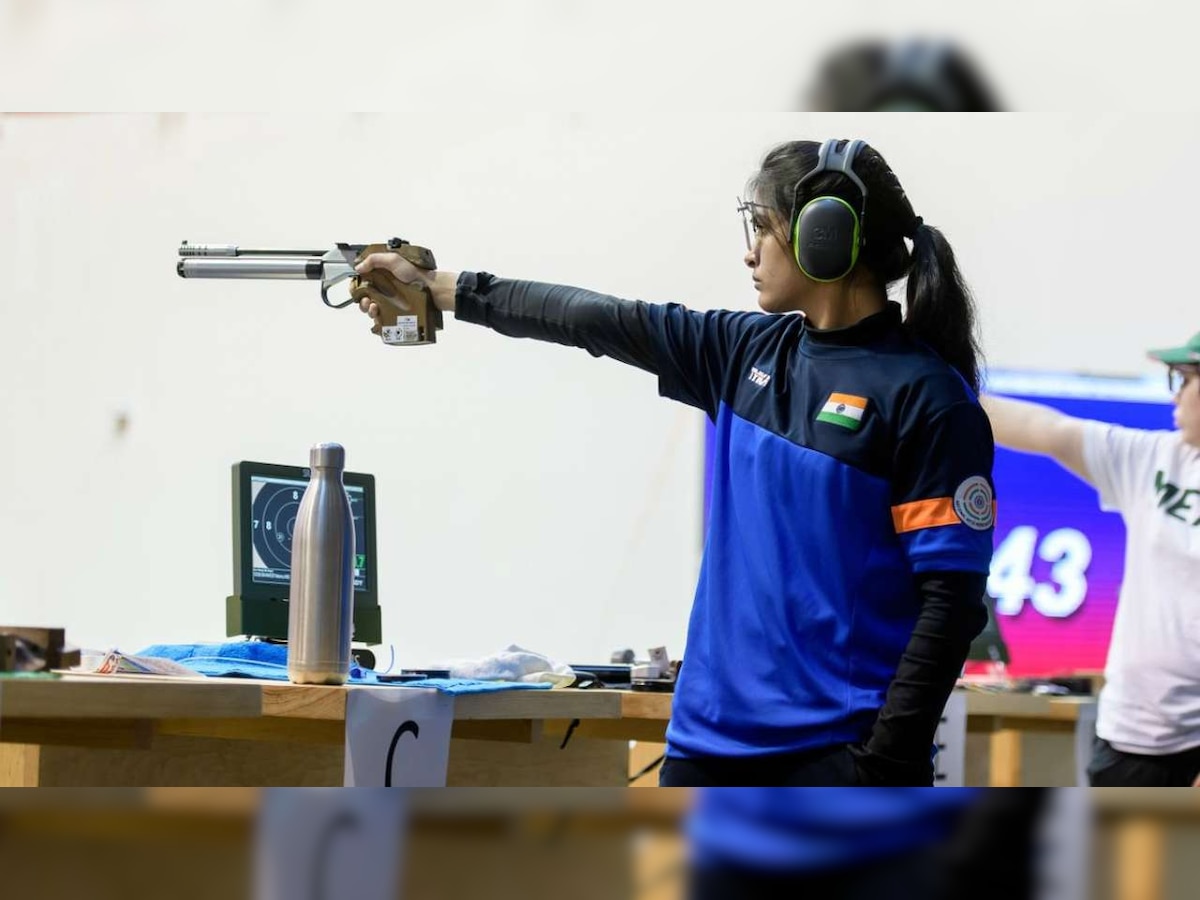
[850,570,989,785]
[454,271,768,417]
[853,392,996,784]
[891,398,996,573]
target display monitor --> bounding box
[228,460,381,644]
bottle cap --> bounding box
[309,442,345,468]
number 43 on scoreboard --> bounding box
[987,526,1093,618]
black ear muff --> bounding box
[789,139,868,283]
[794,195,861,282]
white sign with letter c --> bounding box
[345,686,454,787]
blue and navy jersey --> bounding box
[455,274,995,758]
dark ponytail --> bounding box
[905,222,983,393]
[748,140,984,393]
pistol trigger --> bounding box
[320,267,358,309]
[321,278,355,309]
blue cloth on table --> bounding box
[135,642,552,693]
[389,678,550,694]
[136,640,378,682]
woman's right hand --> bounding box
[354,252,457,334]
[355,251,433,334]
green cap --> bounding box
[1148,330,1200,365]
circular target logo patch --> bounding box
[953,476,994,531]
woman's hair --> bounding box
[746,140,983,393]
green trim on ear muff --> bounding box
[791,195,862,282]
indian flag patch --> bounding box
[816,392,868,430]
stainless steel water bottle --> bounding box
[287,442,355,685]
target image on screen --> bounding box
[249,476,368,590]
[228,460,380,643]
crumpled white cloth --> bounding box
[432,644,576,687]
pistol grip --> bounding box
[350,241,442,346]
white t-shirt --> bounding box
[1082,422,1200,754]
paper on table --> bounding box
[345,687,454,787]
[255,788,408,900]
[79,649,199,677]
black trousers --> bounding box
[659,743,861,786]
[1088,737,1200,786]
[688,852,937,900]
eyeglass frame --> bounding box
[736,197,779,252]
[1167,363,1200,394]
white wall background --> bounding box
[4,0,1200,112]
[0,111,1195,664]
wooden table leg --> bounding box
[989,725,1023,787]
[1115,816,1165,900]
[0,743,41,786]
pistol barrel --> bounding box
[178,243,327,257]
[176,258,323,279]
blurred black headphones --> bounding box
[789,138,867,282]
[805,39,1001,113]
